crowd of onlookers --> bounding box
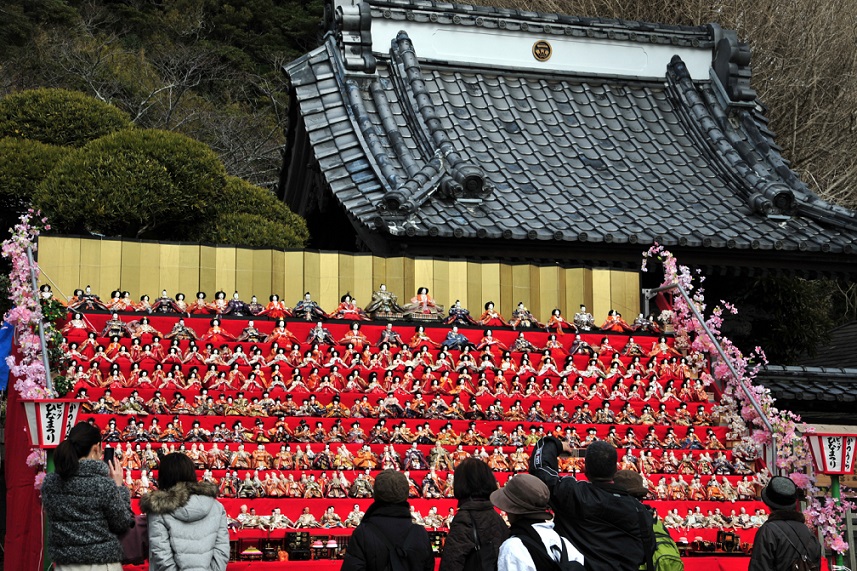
[41,426,820,571]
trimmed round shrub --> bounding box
[194,212,307,250]
[34,129,226,239]
[0,137,70,231]
[215,176,308,243]
[0,88,130,147]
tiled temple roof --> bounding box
[280,0,857,269]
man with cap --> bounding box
[342,469,434,571]
[748,476,820,571]
[492,473,584,571]
[530,438,655,571]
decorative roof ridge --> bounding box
[364,0,714,42]
[733,97,857,235]
[666,55,790,218]
[344,67,448,219]
[762,365,857,377]
[390,31,490,200]
[345,78,401,191]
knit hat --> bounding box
[613,470,648,499]
[761,476,798,511]
[373,470,409,504]
[490,474,552,519]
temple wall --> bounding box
[37,236,641,322]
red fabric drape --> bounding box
[5,358,47,571]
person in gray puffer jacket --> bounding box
[140,453,229,571]
[41,422,133,570]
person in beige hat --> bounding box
[491,474,584,571]
[342,470,434,571]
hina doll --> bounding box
[328,293,370,320]
[200,318,236,343]
[258,294,291,319]
[208,291,230,314]
[573,305,596,332]
[363,283,406,319]
[508,302,541,329]
[68,285,108,311]
[151,290,182,313]
[478,301,506,327]
[339,322,370,349]
[545,308,574,335]
[225,292,251,315]
[293,292,326,321]
[600,309,634,332]
[187,292,212,315]
[443,300,479,326]
[402,287,444,320]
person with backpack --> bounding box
[440,457,509,571]
[749,476,821,571]
[613,470,683,571]
[491,473,584,571]
[342,469,435,571]
[529,438,655,571]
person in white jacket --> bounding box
[491,474,585,571]
[140,453,229,571]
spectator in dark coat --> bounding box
[342,469,434,571]
[440,458,510,571]
[529,438,655,571]
[40,422,133,570]
[749,476,821,571]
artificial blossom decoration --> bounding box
[643,243,849,553]
[2,210,53,400]
[26,447,47,491]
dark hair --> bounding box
[158,453,198,491]
[453,457,499,502]
[54,422,101,479]
[584,441,617,482]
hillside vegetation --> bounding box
[0,0,322,190]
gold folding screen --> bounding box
[37,236,641,322]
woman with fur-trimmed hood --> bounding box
[140,453,229,571]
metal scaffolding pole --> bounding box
[26,246,53,393]
[643,282,778,472]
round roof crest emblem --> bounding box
[532,40,552,62]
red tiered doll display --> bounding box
[59,290,771,568]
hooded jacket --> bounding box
[41,459,133,565]
[140,481,229,571]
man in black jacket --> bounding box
[342,469,434,571]
[529,437,655,571]
[749,476,821,571]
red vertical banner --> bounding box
[4,352,46,571]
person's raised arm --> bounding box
[528,436,567,490]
